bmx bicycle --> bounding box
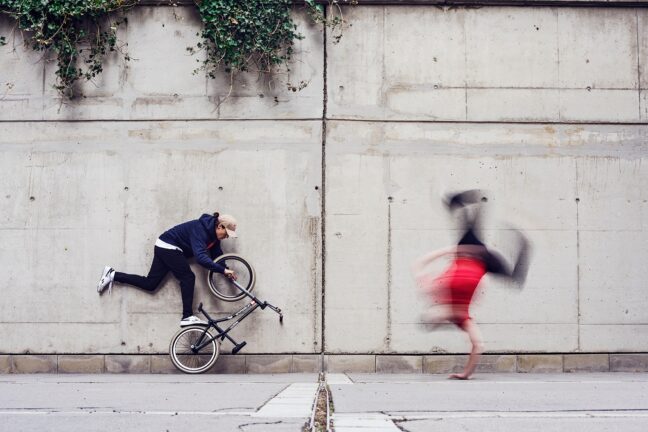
[168,254,283,374]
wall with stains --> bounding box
[324,5,648,354]
[0,8,324,354]
[0,4,647,355]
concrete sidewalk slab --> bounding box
[0,374,319,432]
[329,373,648,432]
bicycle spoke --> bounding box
[172,327,218,373]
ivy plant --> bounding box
[188,0,347,91]
[0,0,135,98]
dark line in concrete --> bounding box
[6,351,647,355]
[386,409,648,414]
[575,161,581,351]
[320,4,329,357]
[463,13,469,121]
[377,85,644,91]
[637,11,643,121]
[344,1,648,7]
[138,1,648,8]
[2,118,648,126]
[322,118,648,126]
[40,56,46,116]
[325,351,648,355]
[0,118,323,123]
[386,196,393,352]
[556,9,562,121]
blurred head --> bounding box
[444,189,486,212]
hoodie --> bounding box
[158,214,226,273]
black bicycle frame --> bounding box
[192,280,282,353]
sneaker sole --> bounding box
[97,266,113,294]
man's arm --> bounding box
[209,244,224,260]
[190,234,226,273]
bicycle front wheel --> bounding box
[207,253,256,302]
[169,325,220,374]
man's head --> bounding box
[216,214,238,239]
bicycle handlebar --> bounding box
[200,282,284,324]
[228,280,283,323]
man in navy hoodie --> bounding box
[96,212,238,326]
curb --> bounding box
[2,353,648,374]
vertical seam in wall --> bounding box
[463,8,468,121]
[41,55,46,118]
[386,197,392,352]
[636,10,642,121]
[556,8,562,121]
[320,5,328,357]
[575,160,581,351]
[381,6,387,117]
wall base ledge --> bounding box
[1,353,647,374]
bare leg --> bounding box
[449,318,484,380]
[420,305,454,330]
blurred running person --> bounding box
[412,190,530,379]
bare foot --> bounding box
[448,373,470,380]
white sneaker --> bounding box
[180,315,207,327]
[97,266,115,295]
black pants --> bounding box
[114,246,195,319]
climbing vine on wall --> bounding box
[0,0,351,99]
[188,0,348,90]
[0,0,135,98]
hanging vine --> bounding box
[0,0,352,100]
[188,0,348,91]
[0,0,135,98]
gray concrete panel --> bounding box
[2,3,648,358]
[0,16,46,121]
[465,8,559,88]
[0,8,322,121]
[557,8,638,90]
[579,231,648,326]
[0,121,321,354]
[326,120,648,353]
[328,6,645,122]
[580,324,648,351]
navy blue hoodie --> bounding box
[158,214,226,273]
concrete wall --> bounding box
[1,3,647,357]
[325,5,648,355]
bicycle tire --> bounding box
[207,253,256,302]
[169,325,219,374]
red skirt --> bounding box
[430,258,487,325]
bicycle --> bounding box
[168,254,283,374]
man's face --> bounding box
[216,224,228,240]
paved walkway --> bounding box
[331,373,648,432]
[1,372,648,431]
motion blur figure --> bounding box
[412,190,531,379]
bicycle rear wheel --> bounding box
[169,325,219,374]
[207,253,256,302]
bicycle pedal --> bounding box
[232,341,247,355]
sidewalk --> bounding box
[1,372,647,431]
[330,373,648,431]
